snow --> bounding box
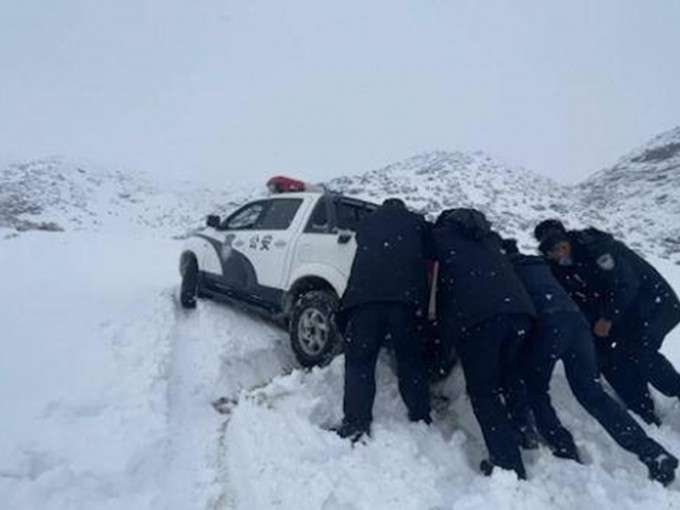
[2,231,680,510]
[0,157,259,235]
[578,127,680,262]
[328,129,680,264]
[0,232,293,509]
[224,288,680,510]
[2,134,680,509]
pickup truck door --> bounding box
[202,199,266,295]
[239,197,310,296]
[329,197,378,282]
[290,196,375,296]
[208,197,310,306]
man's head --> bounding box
[382,198,406,208]
[437,208,491,240]
[534,219,566,242]
[539,231,573,266]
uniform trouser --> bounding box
[524,311,668,462]
[343,303,431,427]
[597,309,680,423]
[456,314,531,477]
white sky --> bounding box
[1,0,679,187]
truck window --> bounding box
[224,201,267,230]
[305,198,330,233]
[335,201,365,231]
[357,204,377,222]
[256,198,303,230]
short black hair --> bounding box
[382,198,406,208]
[539,231,569,255]
[534,219,566,242]
[437,208,491,240]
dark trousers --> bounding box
[523,311,667,462]
[343,303,431,427]
[456,314,531,477]
[598,309,680,423]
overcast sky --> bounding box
[1,0,678,187]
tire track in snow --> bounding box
[157,293,296,510]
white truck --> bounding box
[178,176,378,367]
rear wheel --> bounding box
[180,258,199,309]
[289,290,341,367]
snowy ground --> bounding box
[2,230,680,510]
[0,231,294,510]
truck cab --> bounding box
[179,177,378,366]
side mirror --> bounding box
[337,232,352,244]
[206,215,221,229]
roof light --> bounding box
[267,175,324,194]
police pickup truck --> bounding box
[178,176,378,367]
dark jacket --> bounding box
[550,229,680,331]
[508,253,580,315]
[339,202,431,327]
[432,210,535,335]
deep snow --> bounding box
[2,232,680,510]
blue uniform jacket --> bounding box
[509,254,580,316]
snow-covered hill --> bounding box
[3,127,679,262]
[328,128,680,262]
[0,157,255,236]
[327,150,577,249]
[578,126,680,260]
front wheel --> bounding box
[289,290,341,368]
[180,258,199,309]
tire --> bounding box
[289,290,341,368]
[180,257,199,309]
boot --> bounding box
[516,425,539,450]
[332,420,370,443]
[479,459,527,480]
[553,447,582,464]
[547,427,582,463]
[480,459,495,477]
[409,413,433,425]
[633,410,661,427]
[644,453,678,486]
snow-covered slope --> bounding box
[578,127,680,260]
[0,157,255,236]
[328,150,577,249]
[328,131,680,262]
[3,127,679,260]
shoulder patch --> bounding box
[596,253,615,271]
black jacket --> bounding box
[339,202,431,326]
[508,253,580,315]
[550,229,680,331]
[432,210,535,334]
